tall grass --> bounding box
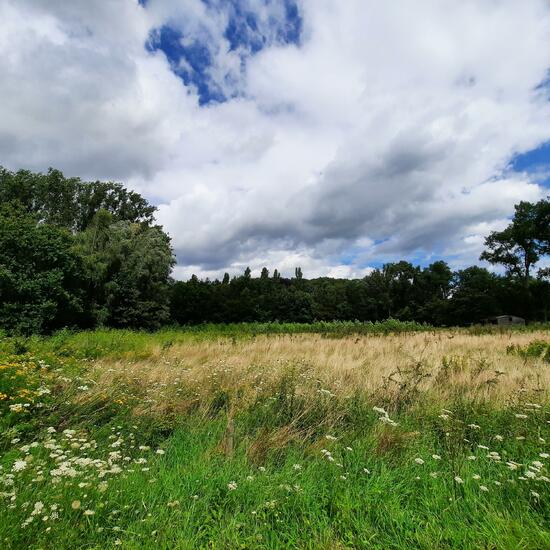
[0,328,548,548]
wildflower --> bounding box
[472,474,481,480]
[515,414,528,419]
[479,485,489,492]
[540,453,549,459]
[83,510,95,516]
[531,491,540,499]
[414,458,425,465]
[363,468,370,474]
[494,435,503,441]
[155,449,165,455]
[439,414,450,420]
[71,500,81,510]
[12,461,27,473]
[258,467,266,472]
[345,446,353,452]
[292,464,302,470]
[467,456,477,461]
[430,472,439,478]
[432,454,441,460]
[325,435,337,441]
[468,424,480,430]
[227,481,238,491]
[532,461,543,469]
[454,476,464,484]
[477,445,489,450]
[525,470,536,479]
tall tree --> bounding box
[480,200,546,282]
[0,205,86,334]
[76,211,175,329]
[0,166,156,232]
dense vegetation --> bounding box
[1,166,549,334]
[0,328,548,548]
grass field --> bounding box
[1,323,549,549]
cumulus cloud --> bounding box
[1,0,550,278]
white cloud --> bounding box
[1,0,550,279]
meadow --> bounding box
[0,322,549,549]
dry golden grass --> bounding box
[87,331,550,416]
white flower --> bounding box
[494,435,503,441]
[227,481,237,491]
[155,449,165,455]
[414,458,425,465]
[468,424,480,430]
[540,453,549,459]
[454,476,464,484]
[83,510,95,516]
[467,456,477,461]
[515,414,528,419]
[472,474,481,480]
[12,461,27,472]
[531,491,540,499]
[532,461,543,469]
[431,455,441,460]
[292,464,302,470]
[477,445,489,450]
[479,485,489,492]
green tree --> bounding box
[480,200,547,283]
[0,205,86,334]
[76,211,175,329]
[0,166,156,232]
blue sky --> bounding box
[2,0,550,279]
[145,0,302,105]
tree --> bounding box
[447,267,502,325]
[0,205,86,334]
[480,200,547,283]
[76,211,175,329]
[0,166,156,232]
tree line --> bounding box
[0,166,549,334]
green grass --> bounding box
[0,330,549,549]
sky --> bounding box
[1,0,550,280]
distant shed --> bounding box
[484,315,525,326]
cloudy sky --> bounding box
[2,0,550,279]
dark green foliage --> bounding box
[481,198,550,281]
[1,166,549,333]
[0,166,156,232]
[0,168,174,334]
[76,211,175,329]
[0,205,86,334]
